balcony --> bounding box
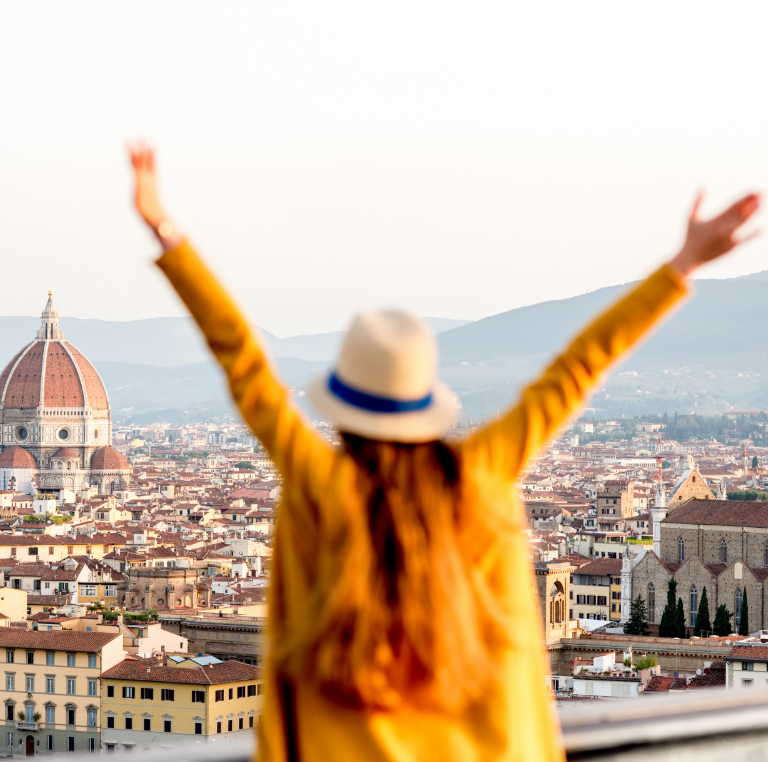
[560,686,768,760]
[15,721,41,731]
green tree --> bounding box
[634,653,658,671]
[753,456,759,469]
[676,598,686,638]
[694,586,711,636]
[623,595,650,636]
[739,589,750,636]
[658,578,678,637]
[713,604,733,636]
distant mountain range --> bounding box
[1,274,767,422]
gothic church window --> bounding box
[690,586,697,627]
[721,539,727,564]
[678,537,684,562]
[764,542,768,568]
[648,583,655,623]
[735,587,742,630]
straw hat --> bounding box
[307,310,460,442]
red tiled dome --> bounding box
[0,446,37,469]
[0,340,109,411]
[90,447,129,471]
[51,448,79,459]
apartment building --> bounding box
[0,629,124,755]
[571,558,622,622]
[100,655,263,751]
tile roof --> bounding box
[688,660,726,689]
[101,658,262,685]
[27,594,73,606]
[0,629,120,652]
[664,499,768,528]
[9,563,50,577]
[577,558,623,576]
[643,676,688,692]
[727,646,768,661]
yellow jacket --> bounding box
[157,241,688,762]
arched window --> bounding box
[721,538,727,564]
[690,586,698,627]
[678,537,685,562]
[735,587,742,630]
[648,583,656,623]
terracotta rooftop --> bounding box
[101,658,261,685]
[0,629,120,652]
[664,499,768,528]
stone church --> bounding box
[623,471,768,634]
[0,294,132,495]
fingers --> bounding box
[734,228,761,247]
[690,190,704,222]
[716,193,760,230]
[126,140,156,173]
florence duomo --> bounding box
[0,293,130,495]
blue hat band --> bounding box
[328,373,433,414]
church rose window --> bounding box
[15,428,27,441]
[58,429,69,440]
[648,584,655,623]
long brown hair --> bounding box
[276,433,509,713]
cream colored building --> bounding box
[0,629,124,755]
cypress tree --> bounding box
[694,586,711,637]
[739,589,750,636]
[753,455,759,469]
[624,595,650,636]
[676,598,686,638]
[658,577,678,637]
[713,604,733,636]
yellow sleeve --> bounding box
[155,241,333,507]
[458,265,689,477]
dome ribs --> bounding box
[65,344,109,411]
[4,343,44,409]
[0,345,31,407]
[43,343,83,408]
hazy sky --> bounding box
[2,1,768,336]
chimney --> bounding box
[118,613,123,624]
[161,645,167,667]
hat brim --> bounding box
[306,372,460,443]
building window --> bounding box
[67,654,75,668]
[123,687,135,699]
[106,716,115,729]
[743,662,754,671]
[46,653,54,666]
[194,722,202,735]
[238,717,244,730]
[125,717,133,730]
[107,685,114,698]
[191,691,205,703]
[721,539,728,564]
[6,706,13,722]
[88,738,96,753]
[26,652,34,665]
[26,676,34,692]
[88,655,97,669]
[743,679,754,687]
[163,720,171,733]
[143,719,151,731]
[6,675,14,692]
[215,690,224,702]
[6,650,13,664]
[82,586,97,597]
[678,537,684,562]
[87,710,97,727]
[228,688,233,700]
[247,685,256,697]
[690,587,698,627]
[648,583,656,624]
[68,736,75,752]
[46,707,54,724]
[237,686,246,699]
[140,688,154,700]
[216,721,222,734]
[46,677,54,694]
[227,719,233,732]
[736,588,743,630]
[67,709,75,725]
[88,680,97,697]
[249,716,254,728]
[6,732,11,749]
[67,679,75,695]
[47,735,53,751]
[161,690,174,701]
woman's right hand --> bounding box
[128,142,181,248]
[669,192,760,278]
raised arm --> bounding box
[459,192,760,478]
[127,144,332,496]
